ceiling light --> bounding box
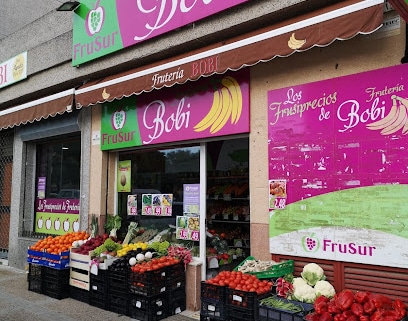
[56,1,80,11]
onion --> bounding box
[144,251,153,259]
[136,253,145,262]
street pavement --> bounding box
[0,263,199,321]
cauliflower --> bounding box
[289,277,316,303]
[314,280,336,298]
[301,263,326,286]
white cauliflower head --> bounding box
[301,263,326,286]
[314,280,336,299]
[290,277,316,303]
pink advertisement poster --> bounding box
[268,64,408,268]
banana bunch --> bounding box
[366,95,408,135]
[194,76,243,134]
[288,33,306,50]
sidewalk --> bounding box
[0,263,199,321]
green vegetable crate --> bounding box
[259,296,313,321]
[234,256,294,279]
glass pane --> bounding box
[118,145,200,235]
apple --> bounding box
[86,0,105,36]
[45,218,52,230]
[54,218,61,231]
[63,218,70,232]
[37,217,43,229]
[73,219,80,232]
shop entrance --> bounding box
[116,137,249,280]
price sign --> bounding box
[274,197,286,209]
[177,228,188,240]
[143,206,152,215]
[165,207,172,216]
[154,207,162,215]
[129,207,137,215]
[190,230,200,241]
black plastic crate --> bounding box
[258,298,313,321]
[166,274,186,292]
[90,271,108,294]
[167,288,186,316]
[200,297,228,321]
[128,293,168,321]
[129,269,167,296]
[129,267,167,285]
[108,269,129,296]
[42,267,70,300]
[107,293,129,316]
[227,304,259,321]
[70,285,90,304]
[28,263,43,279]
[201,282,227,302]
[89,290,108,310]
[28,276,43,294]
[166,262,185,279]
[226,288,264,309]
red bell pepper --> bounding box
[336,290,355,311]
[318,311,334,321]
[359,315,369,321]
[315,301,329,314]
[334,315,346,321]
[368,293,392,309]
[345,316,358,321]
[350,303,364,316]
[363,301,375,315]
[354,291,369,304]
[392,299,406,312]
[369,310,384,321]
[305,312,320,321]
[328,301,342,314]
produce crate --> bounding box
[166,262,185,279]
[44,251,70,269]
[227,288,267,309]
[27,249,45,266]
[201,281,227,302]
[129,268,167,296]
[70,285,90,304]
[200,297,228,321]
[69,248,93,270]
[69,266,90,290]
[227,304,259,321]
[107,293,129,316]
[259,297,314,321]
[28,263,43,294]
[167,288,186,316]
[42,266,70,300]
[89,270,109,310]
[128,293,168,321]
[166,274,186,292]
[234,256,294,279]
[108,269,130,296]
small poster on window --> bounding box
[127,195,137,216]
[142,193,173,216]
[117,160,131,192]
[37,177,46,199]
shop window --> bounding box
[118,145,200,236]
[36,138,81,198]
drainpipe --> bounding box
[402,23,408,63]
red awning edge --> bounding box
[0,89,75,130]
[75,0,384,108]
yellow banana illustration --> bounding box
[221,76,243,124]
[288,33,306,50]
[366,96,398,130]
[193,90,222,132]
[102,88,110,100]
[210,87,232,133]
[395,96,408,134]
[380,102,407,135]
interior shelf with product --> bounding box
[205,169,250,276]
